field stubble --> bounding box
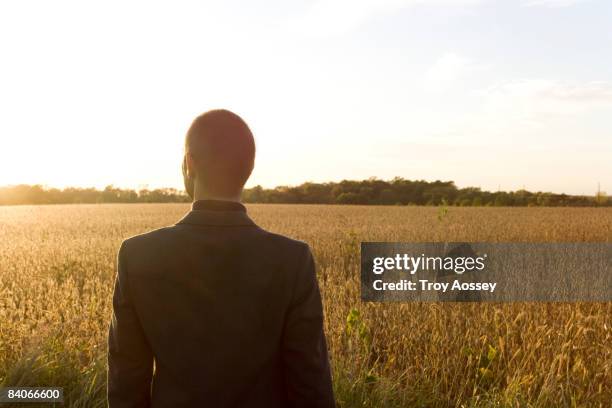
[0,204,610,407]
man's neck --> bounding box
[193,196,241,203]
[193,187,242,203]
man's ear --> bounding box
[183,153,197,199]
[184,153,197,178]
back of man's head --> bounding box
[184,109,255,199]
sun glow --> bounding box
[0,0,610,195]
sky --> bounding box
[0,0,610,195]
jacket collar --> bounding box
[176,200,256,227]
[191,199,246,212]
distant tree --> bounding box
[596,189,607,205]
[379,189,396,205]
[336,192,360,205]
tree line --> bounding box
[1,178,608,207]
[0,185,190,205]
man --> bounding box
[108,109,334,407]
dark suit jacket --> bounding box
[108,200,334,408]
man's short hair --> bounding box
[185,109,255,196]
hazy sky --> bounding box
[1,0,610,195]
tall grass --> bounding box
[0,204,610,407]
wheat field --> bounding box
[0,204,610,407]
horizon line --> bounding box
[0,178,604,197]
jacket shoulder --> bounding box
[119,226,178,253]
[256,229,312,260]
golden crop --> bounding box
[0,204,610,407]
